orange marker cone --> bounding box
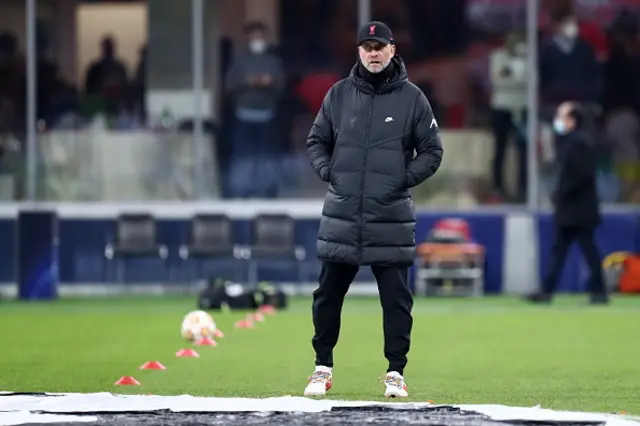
[176,348,200,358]
[139,361,166,370]
[195,337,217,346]
[234,319,254,329]
[114,376,140,386]
[249,312,265,322]
[258,305,277,315]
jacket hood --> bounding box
[349,55,409,94]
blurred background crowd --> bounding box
[0,0,639,206]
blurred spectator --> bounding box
[7,0,640,205]
[603,10,640,201]
[489,32,528,202]
[0,31,25,161]
[36,29,77,128]
[295,72,340,116]
[0,32,24,137]
[578,19,609,62]
[84,35,129,116]
[0,31,25,200]
[132,44,147,123]
[539,9,601,119]
[224,21,285,198]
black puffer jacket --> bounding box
[307,56,443,265]
[553,130,600,228]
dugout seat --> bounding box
[178,213,244,282]
[104,213,169,283]
[245,213,306,287]
[413,218,485,297]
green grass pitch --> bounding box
[0,295,639,414]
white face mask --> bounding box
[249,39,266,54]
[553,118,567,135]
[562,22,578,39]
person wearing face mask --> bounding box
[224,21,285,198]
[539,11,601,112]
[489,32,528,202]
[526,102,608,305]
[304,21,443,398]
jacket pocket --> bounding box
[328,152,337,184]
[328,143,341,187]
[399,149,409,189]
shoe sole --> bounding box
[384,386,408,398]
[304,381,332,397]
[385,393,408,398]
[304,391,327,397]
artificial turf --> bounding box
[0,295,638,414]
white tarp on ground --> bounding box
[0,412,98,426]
[0,392,638,426]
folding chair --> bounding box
[104,213,169,283]
[245,213,306,288]
[178,213,243,283]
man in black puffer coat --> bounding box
[526,101,608,305]
[303,21,443,398]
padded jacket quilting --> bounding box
[306,56,443,265]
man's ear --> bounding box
[389,44,396,57]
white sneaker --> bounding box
[383,371,408,398]
[303,367,333,396]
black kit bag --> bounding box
[198,278,261,311]
[258,281,288,309]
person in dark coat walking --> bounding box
[527,101,609,305]
[303,21,443,398]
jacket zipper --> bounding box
[359,93,375,261]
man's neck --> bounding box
[553,35,577,53]
[358,61,394,86]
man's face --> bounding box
[555,102,576,133]
[247,30,267,54]
[358,40,395,73]
[556,17,578,39]
[101,38,115,58]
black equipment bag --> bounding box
[258,281,288,309]
[198,278,261,311]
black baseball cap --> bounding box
[357,21,394,45]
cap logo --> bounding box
[369,25,376,35]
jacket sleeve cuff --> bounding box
[320,165,330,182]
[405,171,416,188]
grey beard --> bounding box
[362,59,390,74]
